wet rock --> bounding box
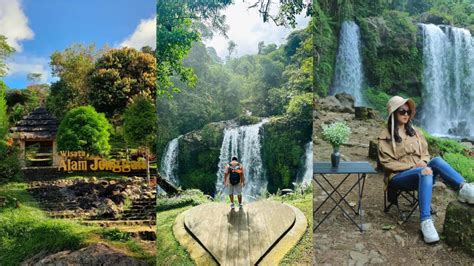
[355,107,377,120]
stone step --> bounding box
[80,220,156,227]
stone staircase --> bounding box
[27,178,156,241]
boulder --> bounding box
[355,106,377,120]
[335,93,355,113]
[316,96,343,112]
[22,243,147,266]
[443,200,474,256]
[96,198,120,218]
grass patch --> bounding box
[270,187,313,265]
[157,206,195,265]
[444,153,474,183]
[156,189,209,212]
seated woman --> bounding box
[378,96,474,244]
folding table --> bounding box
[313,161,377,232]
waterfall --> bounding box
[420,24,474,137]
[331,21,365,105]
[160,136,180,185]
[298,141,313,185]
[215,119,269,200]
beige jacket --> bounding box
[378,126,430,184]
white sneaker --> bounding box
[458,183,474,204]
[420,219,440,244]
[230,203,235,209]
[239,203,243,208]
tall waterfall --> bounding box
[331,21,365,105]
[160,136,180,185]
[420,24,474,137]
[215,119,269,200]
[298,141,313,185]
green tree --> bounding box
[0,35,15,77]
[123,95,158,182]
[0,81,8,138]
[45,80,72,120]
[49,44,98,106]
[156,0,232,97]
[88,47,156,118]
[56,106,111,156]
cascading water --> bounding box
[298,141,313,185]
[215,119,269,200]
[331,21,365,105]
[160,136,181,185]
[420,24,474,137]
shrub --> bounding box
[443,153,474,183]
[156,189,209,212]
[286,93,313,120]
[100,228,131,242]
[421,130,466,156]
[0,143,22,182]
[56,106,111,156]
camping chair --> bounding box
[383,173,436,224]
[384,183,419,223]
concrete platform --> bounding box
[173,200,307,265]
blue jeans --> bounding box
[389,157,465,221]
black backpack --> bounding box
[228,163,242,185]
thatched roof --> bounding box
[10,107,59,140]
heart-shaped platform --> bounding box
[174,200,306,265]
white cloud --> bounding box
[0,0,34,52]
[204,1,310,59]
[119,17,156,49]
[6,55,51,84]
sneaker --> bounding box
[420,219,440,244]
[239,203,243,208]
[458,183,474,204]
[230,203,235,209]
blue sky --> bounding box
[1,0,155,89]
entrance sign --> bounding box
[57,151,146,173]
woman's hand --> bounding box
[416,160,427,168]
[421,167,433,175]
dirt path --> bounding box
[313,110,473,265]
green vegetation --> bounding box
[89,48,156,118]
[0,35,15,77]
[156,206,195,265]
[444,153,474,183]
[56,106,111,156]
[422,130,474,183]
[156,189,210,212]
[263,116,312,193]
[271,185,312,265]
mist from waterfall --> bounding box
[331,21,365,105]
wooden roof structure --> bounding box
[10,107,59,141]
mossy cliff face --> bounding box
[262,115,312,193]
[357,11,423,97]
[177,122,226,195]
